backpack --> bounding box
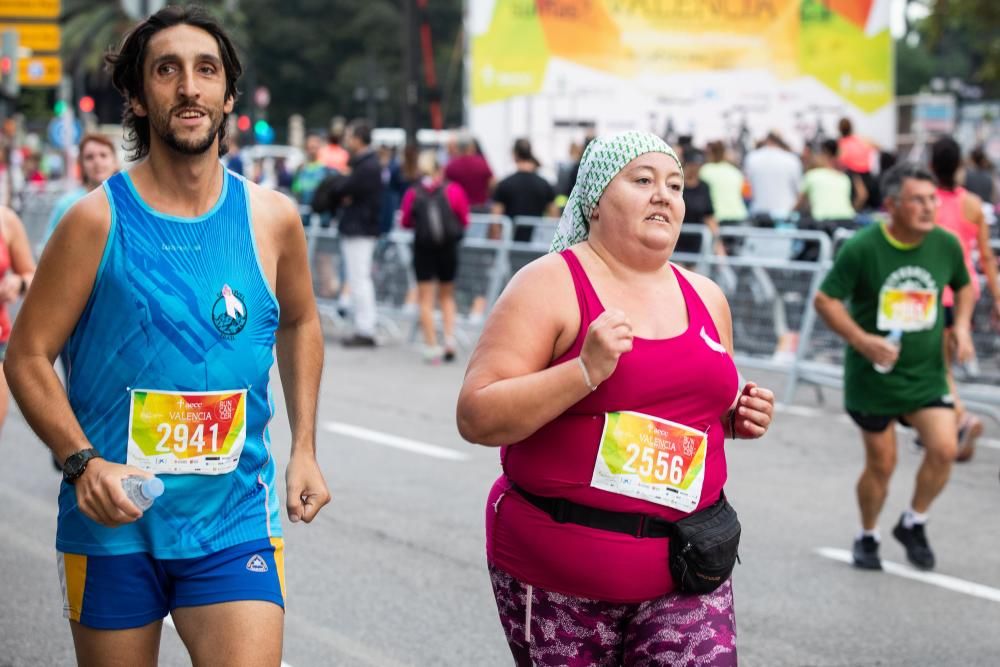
[411,183,463,247]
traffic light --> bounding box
[0,30,18,99]
[237,114,251,132]
[78,96,95,114]
[253,119,274,145]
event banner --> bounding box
[468,0,894,172]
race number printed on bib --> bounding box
[127,389,247,474]
[591,411,707,512]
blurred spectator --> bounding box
[565,133,595,197]
[332,119,383,347]
[964,146,995,206]
[226,135,244,175]
[491,138,556,242]
[678,148,723,256]
[293,133,340,297]
[744,132,802,220]
[445,132,493,211]
[378,144,407,237]
[0,204,36,435]
[44,134,119,244]
[798,139,866,225]
[319,132,350,173]
[23,153,45,184]
[837,117,879,209]
[700,140,748,224]
[400,150,468,363]
[294,134,336,214]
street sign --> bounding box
[19,53,59,87]
[0,0,59,19]
[0,22,59,51]
[47,116,80,149]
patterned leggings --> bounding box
[488,564,737,667]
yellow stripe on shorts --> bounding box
[60,553,88,622]
[270,537,286,603]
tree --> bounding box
[926,0,1000,97]
[241,0,463,137]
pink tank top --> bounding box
[486,249,739,602]
[0,225,11,344]
[936,187,980,306]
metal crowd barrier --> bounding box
[298,209,1000,420]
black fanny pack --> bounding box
[512,485,741,595]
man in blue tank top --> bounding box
[6,7,330,665]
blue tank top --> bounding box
[57,167,282,558]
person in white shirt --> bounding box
[743,133,802,221]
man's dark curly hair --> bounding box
[105,5,243,161]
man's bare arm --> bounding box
[261,189,330,522]
[6,190,146,525]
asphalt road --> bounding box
[2,340,999,666]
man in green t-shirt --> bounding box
[814,163,974,572]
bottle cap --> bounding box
[142,477,165,499]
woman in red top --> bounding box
[0,204,36,434]
[458,132,775,666]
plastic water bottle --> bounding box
[873,329,903,374]
[122,476,164,511]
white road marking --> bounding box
[816,547,1000,603]
[323,421,470,461]
[980,438,1000,451]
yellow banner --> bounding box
[0,22,59,51]
[472,0,891,111]
[0,0,59,19]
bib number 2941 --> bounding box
[128,389,247,475]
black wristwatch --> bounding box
[62,449,103,485]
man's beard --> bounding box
[149,105,224,156]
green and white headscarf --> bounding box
[549,131,682,253]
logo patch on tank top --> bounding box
[700,326,726,354]
[212,284,248,339]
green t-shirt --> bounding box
[819,223,970,414]
[699,162,748,222]
[802,167,855,221]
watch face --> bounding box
[63,451,93,481]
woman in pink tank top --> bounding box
[0,204,36,436]
[458,132,776,666]
[930,138,1000,462]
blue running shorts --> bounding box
[58,537,285,630]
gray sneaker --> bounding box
[852,535,882,570]
[893,517,935,570]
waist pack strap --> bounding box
[511,484,674,539]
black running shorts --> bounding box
[413,243,459,283]
[847,395,955,433]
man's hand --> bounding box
[73,459,152,527]
[733,382,775,439]
[285,452,331,524]
[854,332,900,368]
